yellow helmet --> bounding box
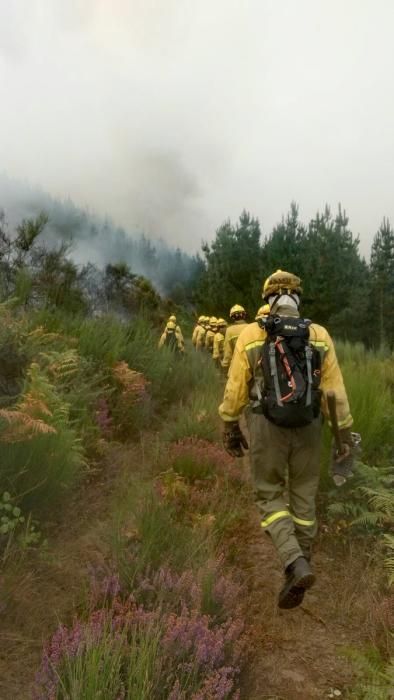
[217,318,227,327]
[255,304,270,320]
[229,304,246,321]
[209,316,218,326]
[262,269,302,301]
[166,321,176,331]
[169,315,177,323]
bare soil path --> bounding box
[239,504,383,700]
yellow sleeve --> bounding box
[192,326,198,345]
[196,328,205,349]
[219,336,252,421]
[158,332,166,349]
[213,333,223,360]
[176,327,184,350]
[221,328,233,368]
[317,329,353,429]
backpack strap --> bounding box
[305,345,313,407]
[269,342,283,407]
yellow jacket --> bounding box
[175,325,184,351]
[222,321,248,368]
[158,329,184,351]
[212,331,225,360]
[195,326,207,350]
[219,312,353,429]
[192,324,201,346]
[205,329,215,352]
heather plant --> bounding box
[156,439,248,548]
[169,437,224,482]
[34,588,245,700]
[162,387,222,443]
[113,482,212,587]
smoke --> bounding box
[2,1,394,257]
[0,172,202,296]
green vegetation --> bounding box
[0,207,393,697]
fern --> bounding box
[0,409,56,442]
[344,646,394,699]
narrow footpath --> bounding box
[238,481,383,699]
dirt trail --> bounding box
[239,502,379,700]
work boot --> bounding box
[278,556,315,610]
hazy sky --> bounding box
[1,0,394,256]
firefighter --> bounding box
[212,318,228,367]
[219,270,355,609]
[195,316,210,350]
[222,305,248,369]
[205,317,218,353]
[255,304,270,322]
[158,321,184,353]
[168,315,184,350]
[192,316,206,346]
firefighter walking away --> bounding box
[219,270,358,609]
[159,320,184,354]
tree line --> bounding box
[1,193,394,348]
[196,204,394,349]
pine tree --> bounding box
[370,218,394,349]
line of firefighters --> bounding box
[158,304,271,369]
[192,303,270,368]
[158,304,270,367]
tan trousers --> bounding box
[246,409,322,569]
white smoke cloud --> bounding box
[1,0,394,256]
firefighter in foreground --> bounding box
[219,270,355,609]
[212,318,227,367]
[222,305,248,369]
[158,320,184,353]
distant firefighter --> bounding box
[222,305,248,369]
[255,303,270,323]
[192,316,206,347]
[195,316,210,350]
[158,321,184,353]
[168,315,184,350]
[212,318,228,367]
[205,317,218,353]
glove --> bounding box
[223,421,249,458]
[330,428,358,486]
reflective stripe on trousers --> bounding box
[261,511,315,529]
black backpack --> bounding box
[260,316,321,428]
[164,329,179,352]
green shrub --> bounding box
[112,482,212,588]
[0,363,86,515]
